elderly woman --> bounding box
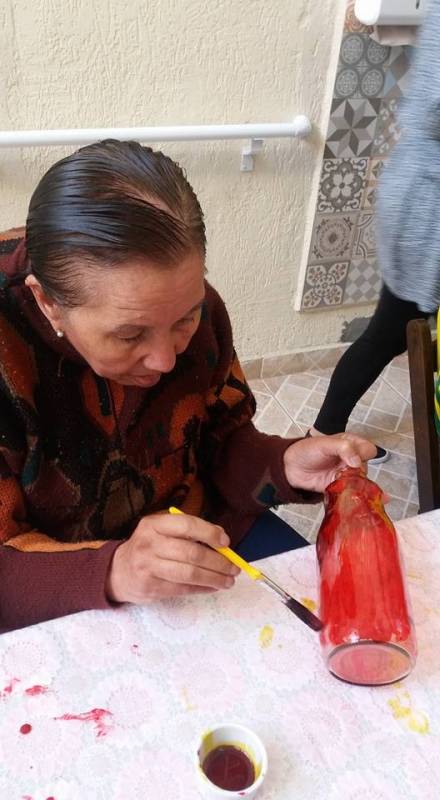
[0,140,374,632]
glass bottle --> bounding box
[317,467,417,686]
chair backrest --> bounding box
[407,318,440,512]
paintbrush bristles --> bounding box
[285,597,323,632]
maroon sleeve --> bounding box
[0,448,123,632]
[0,539,121,633]
[201,287,319,540]
[209,422,315,511]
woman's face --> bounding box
[31,250,206,387]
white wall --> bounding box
[0,0,362,361]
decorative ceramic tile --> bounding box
[344,1,373,34]
[318,158,368,213]
[340,34,389,68]
[325,98,381,158]
[352,211,376,258]
[334,67,359,99]
[372,97,401,156]
[299,4,414,313]
[365,38,390,67]
[363,157,385,208]
[340,33,366,65]
[360,67,385,98]
[301,262,349,309]
[309,213,357,261]
[342,257,381,304]
[383,46,413,101]
[335,64,386,99]
[336,35,388,100]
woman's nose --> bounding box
[143,336,176,373]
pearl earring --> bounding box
[56,330,64,338]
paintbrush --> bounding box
[169,507,322,632]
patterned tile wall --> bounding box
[300,1,413,311]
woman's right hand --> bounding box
[105,513,240,604]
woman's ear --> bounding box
[25,275,64,333]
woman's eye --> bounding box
[118,331,144,343]
[177,316,195,326]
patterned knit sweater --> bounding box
[0,230,309,632]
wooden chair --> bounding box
[407,318,440,512]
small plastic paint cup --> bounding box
[195,722,268,799]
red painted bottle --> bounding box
[317,467,417,685]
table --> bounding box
[0,511,439,799]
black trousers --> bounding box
[314,284,432,435]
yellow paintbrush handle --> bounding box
[168,507,262,581]
[215,547,262,580]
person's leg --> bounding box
[313,285,432,435]
[235,510,308,561]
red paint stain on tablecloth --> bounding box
[24,685,49,696]
[54,708,113,738]
[1,677,20,698]
[21,796,53,800]
[20,723,32,735]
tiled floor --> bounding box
[249,352,418,544]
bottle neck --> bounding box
[324,467,384,518]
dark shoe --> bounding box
[369,446,390,465]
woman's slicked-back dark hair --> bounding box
[25,139,206,305]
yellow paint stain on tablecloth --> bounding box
[388,691,430,735]
[301,597,317,612]
[259,625,274,649]
[407,571,423,582]
[181,686,196,711]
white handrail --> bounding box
[0,117,312,148]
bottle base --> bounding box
[327,641,413,686]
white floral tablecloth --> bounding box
[0,511,439,800]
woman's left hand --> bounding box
[283,433,377,494]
